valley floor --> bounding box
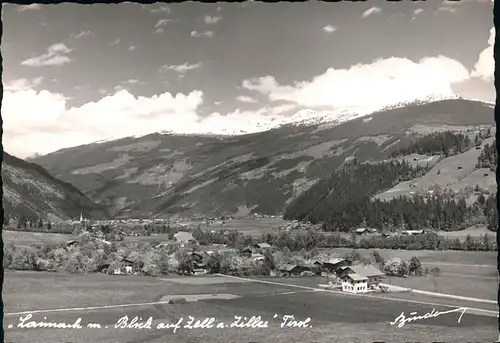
[3,271,498,343]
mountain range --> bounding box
[19,98,494,221]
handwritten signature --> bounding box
[390,307,468,328]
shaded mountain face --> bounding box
[32,99,495,219]
[2,152,107,221]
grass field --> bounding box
[3,271,498,343]
[3,230,74,247]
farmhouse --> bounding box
[321,258,351,273]
[338,264,385,289]
[278,263,310,276]
[240,246,255,256]
[354,227,377,235]
[251,253,265,262]
[174,231,197,245]
[402,229,425,236]
[341,273,369,293]
[253,243,272,250]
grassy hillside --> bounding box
[3,152,107,221]
[32,99,495,219]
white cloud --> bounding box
[74,30,92,39]
[322,25,338,33]
[236,95,258,103]
[471,27,494,81]
[128,45,138,51]
[154,18,177,33]
[18,4,42,11]
[242,56,470,111]
[437,5,457,14]
[160,63,203,76]
[216,6,223,12]
[190,30,214,38]
[361,7,381,18]
[3,88,205,158]
[5,77,43,92]
[110,38,120,45]
[21,43,72,67]
[204,15,223,25]
[413,9,423,16]
[145,4,171,14]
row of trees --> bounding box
[390,131,473,158]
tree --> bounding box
[372,250,385,270]
[263,249,276,271]
[206,253,222,274]
[47,221,52,231]
[408,256,423,276]
[37,218,43,228]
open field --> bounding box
[323,247,497,265]
[192,218,288,237]
[3,271,498,343]
[3,230,74,247]
[437,226,495,240]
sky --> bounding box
[2,0,495,159]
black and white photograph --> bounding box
[1,0,499,342]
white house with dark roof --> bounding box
[338,264,385,289]
[341,273,368,293]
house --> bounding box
[65,240,79,248]
[240,246,255,256]
[278,263,310,276]
[190,251,205,263]
[354,228,370,235]
[251,253,265,262]
[193,262,208,275]
[338,264,385,289]
[403,229,425,236]
[253,243,272,250]
[112,259,134,275]
[354,228,377,235]
[174,231,197,245]
[340,273,369,293]
[322,258,350,273]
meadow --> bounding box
[3,271,498,343]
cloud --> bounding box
[72,30,92,39]
[3,88,205,158]
[236,95,258,103]
[322,25,338,33]
[361,7,381,18]
[204,15,223,25]
[216,6,223,12]
[471,27,494,81]
[242,56,470,111]
[20,43,72,67]
[144,4,171,14]
[128,45,138,51]
[18,4,42,11]
[413,9,423,16]
[110,38,120,45]
[154,18,177,33]
[160,63,203,76]
[191,30,214,38]
[5,77,44,92]
[437,5,457,14]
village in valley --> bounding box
[8,210,436,297]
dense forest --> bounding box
[390,131,473,158]
[284,160,431,230]
[285,128,498,232]
[476,140,497,170]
